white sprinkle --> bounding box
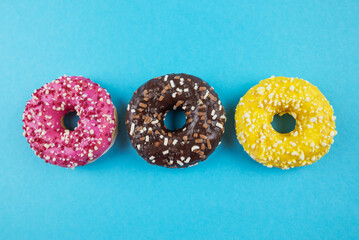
[45,156,50,160]
[307,124,313,128]
[322,142,327,147]
[300,152,305,160]
[145,136,149,142]
[257,87,265,94]
[289,85,295,91]
[291,151,299,156]
[107,99,111,104]
[330,131,336,137]
[310,117,317,123]
[332,116,336,121]
[164,138,168,146]
[191,145,200,151]
[149,156,155,160]
[170,80,175,88]
[293,131,298,137]
[310,142,315,147]
[164,75,168,81]
[185,157,191,163]
[172,139,178,145]
[177,160,184,166]
[243,113,250,118]
[162,150,169,155]
[184,88,189,92]
[305,97,310,102]
[137,144,141,150]
[211,110,215,116]
[212,114,217,120]
[90,129,94,134]
[88,152,93,157]
[290,142,296,147]
[194,83,198,90]
[203,90,209,99]
[216,122,223,129]
[130,123,135,135]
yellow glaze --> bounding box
[235,76,337,169]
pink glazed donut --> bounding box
[22,75,118,169]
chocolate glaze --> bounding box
[125,73,226,168]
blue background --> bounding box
[1,1,358,239]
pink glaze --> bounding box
[22,75,117,169]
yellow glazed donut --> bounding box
[235,76,337,169]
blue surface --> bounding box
[1,1,358,239]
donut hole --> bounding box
[271,113,296,133]
[164,109,187,131]
[62,111,80,131]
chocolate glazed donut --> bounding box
[126,73,226,168]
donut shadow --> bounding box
[223,101,238,148]
[115,101,131,150]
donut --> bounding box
[125,73,226,168]
[235,76,337,169]
[22,75,118,169]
